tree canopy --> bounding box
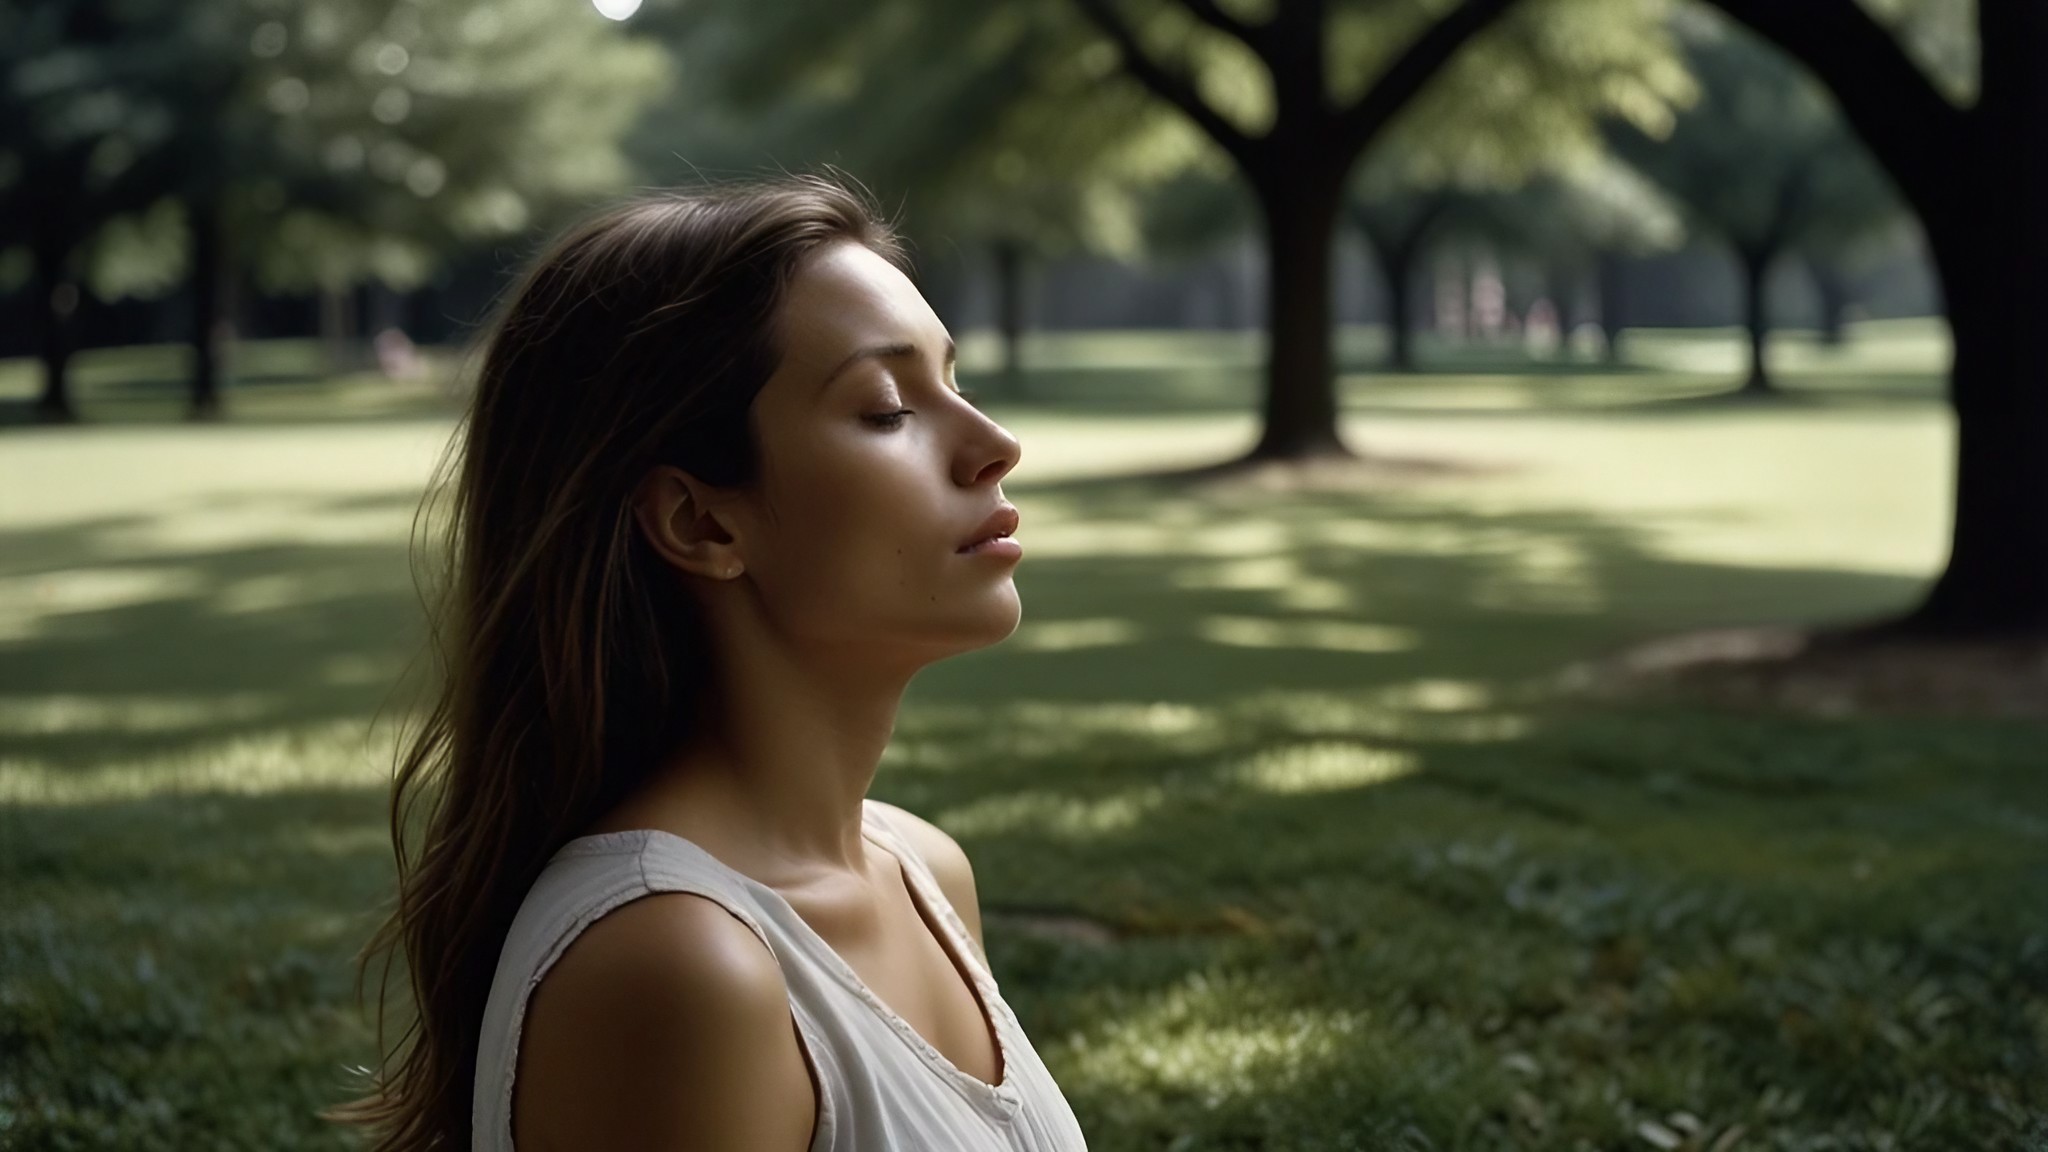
[2,0,669,417]
[1608,8,1900,391]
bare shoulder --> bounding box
[514,891,816,1152]
[867,798,987,961]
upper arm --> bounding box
[514,892,817,1152]
[870,800,988,964]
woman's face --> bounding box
[701,240,1024,661]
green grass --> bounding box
[3,324,2044,1150]
[0,338,469,425]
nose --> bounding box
[962,419,1020,487]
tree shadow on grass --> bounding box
[6,461,2043,1148]
[0,490,432,772]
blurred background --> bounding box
[3,0,2043,1148]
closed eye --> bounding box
[861,388,979,429]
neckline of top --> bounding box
[551,801,1023,1112]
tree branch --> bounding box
[1705,0,1964,222]
[1332,0,1518,158]
[1179,0,1267,56]
[1072,0,1262,169]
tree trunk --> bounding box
[1212,255,1243,330]
[1550,266,1582,340]
[991,239,1027,388]
[1596,250,1628,365]
[1701,0,2048,633]
[319,286,358,372]
[1357,221,1420,372]
[1902,98,2048,633]
[189,197,231,420]
[1808,257,1851,346]
[1738,248,1776,394]
[31,237,79,423]
[1908,256,2048,633]
[1385,241,1416,373]
[1250,175,1350,459]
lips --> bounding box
[956,504,1020,552]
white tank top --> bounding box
[472,799,1091,1151]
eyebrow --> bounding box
[816,337,958,396]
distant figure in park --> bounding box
[373,327,426,381]
[327,175,1082,1151]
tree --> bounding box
[3,0,669,420]
[1133,166,1259,326]
[166,0,671,417]
[1607,11,1897,394]
[1701,0,2044,631]
[0,0,188,421]
[653,0,1689,455]
[871,38,1203,391]
[1343,0,1692,371]
[1457,155,1687,361]
[1797,190,1912,347]
[1065,0,1529,458]
[635,0,1205,392]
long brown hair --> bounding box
[324,172,907,1150]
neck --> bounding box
[621,621,924,885]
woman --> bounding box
[327,174,1088,1151]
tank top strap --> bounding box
[545,829,778,950]
[858,802,997,986]
[474,831,802,1152]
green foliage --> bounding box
[1856,0,1975,105]
[1453,154,1688,287]
[80,198,189,301]
[1607,10,1903,268]
[658,0,1695,274]
[643,0,1208,262]
[1356,0,1695,200]
[0,0,191,267]
[211,0,673,293]
[0,0,670,301]
[1344,0,1695,307]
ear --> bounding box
[631,465,746,580]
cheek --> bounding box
[767,442,939,588]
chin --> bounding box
[935,592,1024,652]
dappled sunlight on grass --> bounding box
[1229,686,1532,744]
[4,335,2042,1148]
[206,568,406,618]
[1222,741,1418,795]
[937,785,1169,841]
[885,686,1532,780]
[1058,968,1368,1103]
[1341,369,1732,411]
[883,699,1235,767]
[1017,508,1295,559]
[126,493,421,554]
[1008,616,1145,652]
[1623,317,1951,380]
[1472,535,1603,614]
[0,692,276,736]
[0,566,209,641]
[0,422,448,533]
[1172,555,1359,613]
[1195,614,1417,654]
[1,718,399,806]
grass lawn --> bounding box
[2,321,2043,1150]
